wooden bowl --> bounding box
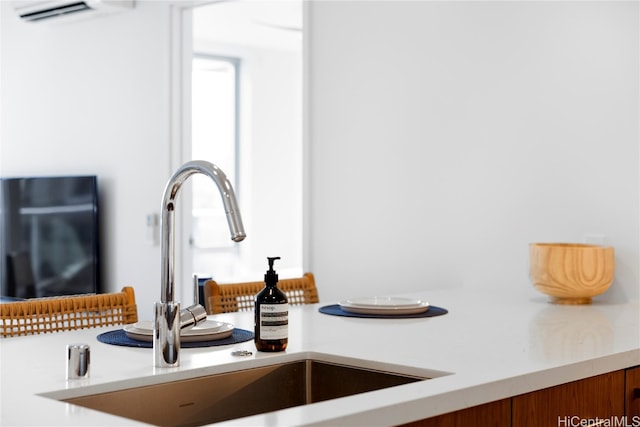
[529,243,615,304]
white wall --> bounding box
[0,1,173,317]
[307,1,639,303]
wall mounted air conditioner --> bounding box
[12,0,134,23]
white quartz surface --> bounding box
[1,287,639,426]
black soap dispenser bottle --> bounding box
[254,257,288,352]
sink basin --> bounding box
[50,354,447,426]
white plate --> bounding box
[128,319,225,336]
[339,297,430,315]
[124,320,234,343]
[342,297,428,309]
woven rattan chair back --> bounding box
[0,287,138,338]
[204,272,319,314]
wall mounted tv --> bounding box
[0,175,100,298]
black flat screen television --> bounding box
[0,176,100,298]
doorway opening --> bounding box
[188,0,303,285]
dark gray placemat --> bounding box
[319,304,448,319]
[97,328,254,348]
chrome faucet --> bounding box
[154,160,246,368]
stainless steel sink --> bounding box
[56,356,444,426]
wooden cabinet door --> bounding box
[512,371,624,427]
[627,366,640,418]
[397,399,510,427]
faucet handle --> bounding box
[180,304,207,329]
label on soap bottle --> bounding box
[259,303,289,340]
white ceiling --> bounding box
[192,0,302,51]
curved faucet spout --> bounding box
[160,160,246,304]
[155,160,246,368]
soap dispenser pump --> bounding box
[254,257,288,352]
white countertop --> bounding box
[1,287,639,426]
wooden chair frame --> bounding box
[204,272,319,314]
[0,287,138,337]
